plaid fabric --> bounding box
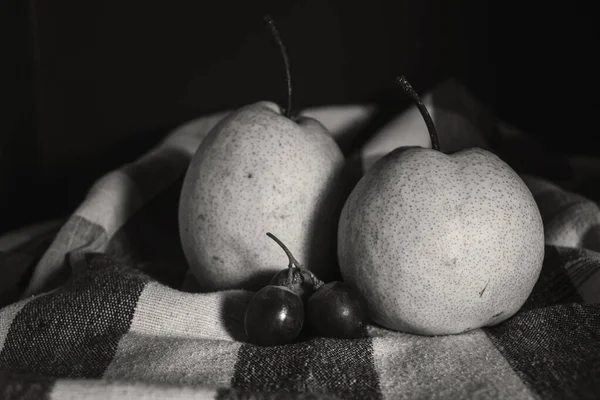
[1,80,599,399]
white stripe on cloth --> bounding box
[21,217,108,298]
[545,202,600,250]
[103,332,241,388]
[370,327,535,400]
[298,104,376,154]
[76,171,145,238]
[50,379,218,400]
[102,282,249,387]
[157,111,230,156]
[126,281,253,341]
[21,170,141,298]
[522,175,600,252]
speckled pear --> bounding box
[336,77,545,336]
[338,146,544,335]
[178,101,346,291]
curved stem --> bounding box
[264,15,292,118]
[396,76,440,151]
[266,232,303,270]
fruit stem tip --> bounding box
[264,15,293,119]
[395,75,440,151]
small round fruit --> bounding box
[244,285,304,346]
[307,281,369,339]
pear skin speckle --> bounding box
[179,102,346,291]
[337,146,545,335]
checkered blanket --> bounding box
[1,80,599,399]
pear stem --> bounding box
[266,232,303,274]
[396,76,440,151]
[264,15,292,119]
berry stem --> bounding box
[395,76,440,151]
[266,232,303,273]
[264,15,292,119]
[306,270,324,289]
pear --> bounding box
[178,18,346,291]
[337,76,545,336]
[179,102,345,291]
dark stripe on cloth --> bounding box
[0,253,148,378]
[107,175,189,289]
[485,303,600,399]
[485,247,600,399]
[520,246,584,312]
[224,337,382,400]
[0,371,55,400]
[217,387,344,399]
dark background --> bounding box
[1,0,598,235]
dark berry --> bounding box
[244,285,304,346]
[307,281,369,339]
